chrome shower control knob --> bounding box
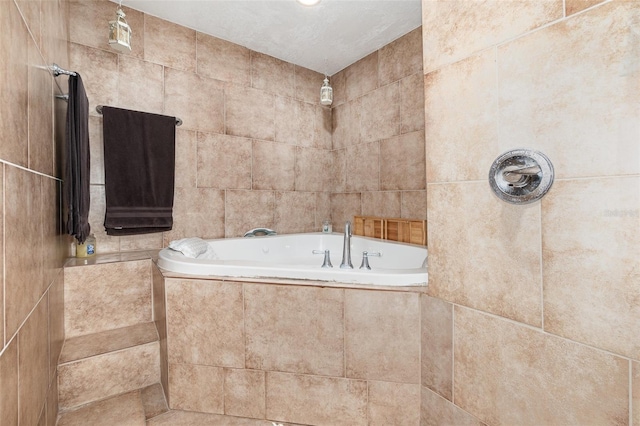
[489,149,554,204]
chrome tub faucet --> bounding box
[340,221,353,269]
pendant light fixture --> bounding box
[109,0,132,53]
[320,76,333,106]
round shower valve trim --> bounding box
[488,149,554,204]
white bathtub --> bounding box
[157,233,428,286]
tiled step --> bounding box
[58,323,161,410]
[57,383,168,425]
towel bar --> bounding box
[96,105,183,127]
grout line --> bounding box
[630,360,634,426]
[451,302,455,404]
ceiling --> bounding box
[117,0,422,75]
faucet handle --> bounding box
[312,249,333,268]
[359,251,381,270]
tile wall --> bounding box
[70,1,333,253]
[0,0,70,425]
[421,0,640,424]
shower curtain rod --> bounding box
[50,63,77,77]
[95,105,183,127]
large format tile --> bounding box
[28,40,54,176]
[542,177,640,359]
[368,381,421,426]
[168,363,224,414]
[332,99,361,150]
[164,188,225,243]
[64,259,152,338]
[58,342,160,410]
[379,27,423,86]
[294,65,324,104]
[566,0,606,16]
[634,362,640,426]
[294,147,333,192]
[224,368,265,419]
[361,191,401,218]
[380,130,426,190]
[274,97,315,147]
[498,1,640,179]
[244,284,344,376]
[345,52,378,101]
[330,192,361,232]
[251,52,294,98]
[225,86,275,141]
[422,0,562,72]
[174,129,197,188]
[421,295,453,400]
[0,338,18,426]
[148,410,271,425]
[144,15,196,72]
[225,190,275,238]
[197,33,251,86]
[49,272,65,381]
[197,132,252,190]
[360,82,400,143]
[68,43,118,118]
[273,192,316,234]
[427,181,542,326]
[252,141,295,191]
[266,372,367,426]
[117,55,164,114]
[401,190,427,220]
[345,142,379,192]
[165,279,244,367]
[421,387,485,426]
[400,72,425,134]
[454,306,629,425]
[57,390,146,426]
[345,290,420,383]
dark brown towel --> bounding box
[64,74,91,243]
[102,106,176,235]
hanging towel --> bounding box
[102,106,176,235]
[64,74,91,244]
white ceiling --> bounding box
[117,0,422,75]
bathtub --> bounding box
[157,233,427,286]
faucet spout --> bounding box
[340,221,353,269]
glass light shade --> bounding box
[320,77,333,106]
[297,0,321,6]
[109,8,132,53]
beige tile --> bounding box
[379,27,423,85]
[421,387,485,426]
[252,141,295,190]
[380,130,426,190]
[89,116,105,184]
[634,362,640,426]
[400,72,425,134]
[345,52,378,101]
[542,177,640,359]
[244,284,344,376]
[330,68,346,106]
[18,297,49,426]
[58,342,159,410]
[117,55,164,114]
[332,99,361,150]
[498,1,640,179]
[164,68,224,133]
[368,381,421,426]
[427,181,542,326]
[57,390,146,426]
[169,363,223,414]
[251,51,294,98]
[163,188,225,242]
[15,0,41,47]
[422,0,563,73]
[165,279,244,367]
[197,33,251,86]
[0,1,29,166]
[361,191,401,218]
[332,149,347,193]
[266,372,367,426]
[225,190,275,237]
[45,374,58,426]
[175,129,197,188]
[346,142,379,192]
[88,185,121,253]
[401,191,427,220]
[273,192,316,234]
[119,233,163,252]
[197,132,252,190]
[148,410,271,425]
[455,306,629,425]
[5,166,44,339]
[152,264,169,402]
[330,192,361,232]
[69,1,144,59]
[566,0,607,16]
[28,41,54,176]
[49,272,65,381]
[360,82,400,143]
[294,147,333,192]
[144,15,195,72]
[224,368,265,419]
[315,192,331,232]
[294,65,324,104]
[421,295,453,400]
[275,96,315,147]
[59,322,158,364]
[424,49,498,183]
[314,105,332,149]
[345,290,420,383]
[42,178,66,289]
[141,383,169,420]
[225,85,275,141]
[41,0,70,69]
[64,259,152,338]
[69,43,118,118]
[0,338,18,426]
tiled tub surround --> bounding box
[164,277,423,425]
